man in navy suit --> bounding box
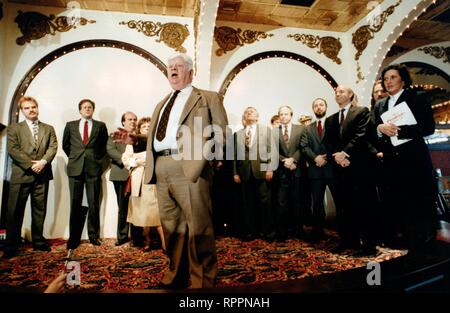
[325,86,378,255]
[63,99,108,249]
[301,98,337,241]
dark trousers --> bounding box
[276,166,302,238]
[334,168,377,249]
[239,175,273,236]
[68,173,101,246]
[310,177,337,231]
[6,181,49,251]
[113,181,130,242]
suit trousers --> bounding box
[113,181,131,242]
[310,177,337,230]
[6,181,49,250]
[68,173,102,245]
[155,156,217,288]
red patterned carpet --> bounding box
[0,230,406,292]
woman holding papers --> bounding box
[372,63,437,255]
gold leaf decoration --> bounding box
[352,0,402,61]
[15,10,95,46]
[287,33,342,64]
[214,26,273,56]
[419,46,450,63]
[120,20,189,53]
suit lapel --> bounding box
[88,120,98,145]
[394,90,409,107]
[179,87,201,125]
[35,122,46,149]
[20,121,35,147]
[342,105,355,136]
[70,120,82,144]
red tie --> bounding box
[83,120,89,145]
[317,120,323,138]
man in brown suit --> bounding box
[143,54,228,289]
[3,96,58,259]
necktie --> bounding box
[83,120,89,145]
[245,127,251,147]
[317,120,323,138]
[156,90,180,141]
[339,108,345,134]
[32,121,39,144]
[283,125,289,146]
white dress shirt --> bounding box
[79,118,93,139]
[154,85,193,152]
[245,124,256,147]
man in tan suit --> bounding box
[142,54,228,289]
[3,96,57,259]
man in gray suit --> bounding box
[301,98,337,241]
[275,106,306,241]
[143,54,228,289]
[63,99,108,249]
[233,107,276,241]
[3,96,57,259]
[106,111,138,246]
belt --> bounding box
[156,149,178,157]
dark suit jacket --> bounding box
[233,124,275,181]
[324,105,371,175]
[144,87,228,184]
[7,120,58,183]
[372,89,435,175]
[301,121,333,180]
[106,137,128,182]
[62,119,108,177]
[276,124,306,177]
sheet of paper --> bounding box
[380,101,417,146]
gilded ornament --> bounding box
[120,20,189,53]
[352,0,401,61]
[15,10,95,46]
[214,26,273,56]
[419,46,450,63]
[288,34,342,64]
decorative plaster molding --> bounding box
[386,44,408,57]
[14,10,95,46]
[214,26,273,56]
[119,20,189,53]
[287,33,342,64]
[351,0,402,81]
[418,46,450,63]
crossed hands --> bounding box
[314,154,327,167]
[31,160,46,174]
[283,157,297,170]
[332,151,350,168]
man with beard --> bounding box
[301,98,338,241]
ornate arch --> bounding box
[9,39,167,123]
[218,51,338,97]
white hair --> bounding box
[167,53,193,71]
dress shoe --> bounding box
[352,247,378,257]
[90,239,102,246]
[2,249,18,259]
[115,239,129,246]
[33,243,51,252]
[157,281,190,290]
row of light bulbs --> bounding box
[361,0,436,102]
